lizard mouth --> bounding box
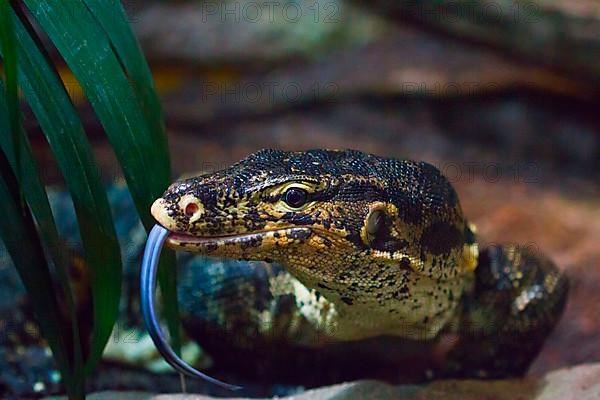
[164,227,313,252]
[151,198,317,253]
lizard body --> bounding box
[151,149,568,379]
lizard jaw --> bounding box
[151,197,314,256]
[164,227,312,255]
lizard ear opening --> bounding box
[361,205,408,253]
[361,207,390,249]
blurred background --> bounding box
[3,0,600,397]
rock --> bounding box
[130,1,389,66]
[162,31,592,126]
[536,364,600,400]
[352,0,600,86]
[44,363,600,399]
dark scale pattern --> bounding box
[150,149,569,381]
[420,222,463,256]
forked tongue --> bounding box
[140,224,242,391]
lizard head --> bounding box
[151,149,477,302]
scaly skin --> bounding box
[152,149,568,379]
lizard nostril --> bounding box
[179,195,205,223]
[185,203,199,216]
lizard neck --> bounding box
[283,259,470,342]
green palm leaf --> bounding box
[0,149,84,398]
[0,81,85,397]
[21,4,181,363]
[81,0,181,354]
[1,4,82,396]
[4,8,123,375]
[0,0,179,396]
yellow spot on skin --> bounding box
[462,242,479,273]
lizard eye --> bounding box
[283,187,308,209]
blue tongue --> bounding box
[140,224,242,391]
